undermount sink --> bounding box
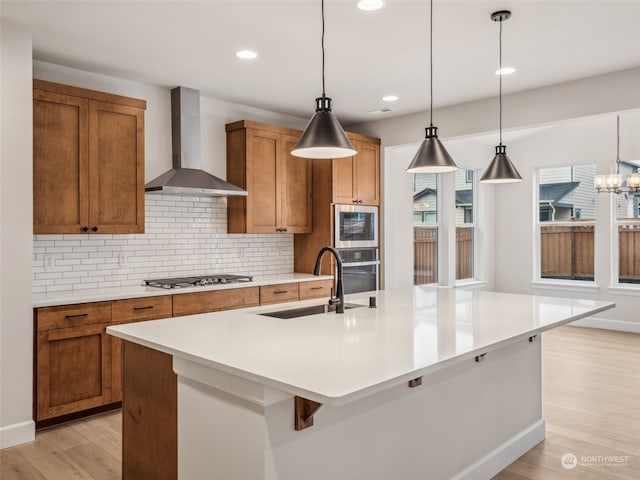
[260,303,365,319]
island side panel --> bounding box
[122,341,177,480]
[176,337,543,480]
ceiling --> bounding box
[3,0,640,124]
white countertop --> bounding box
[33,273,332,307]
[107,287,614,406]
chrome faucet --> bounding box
[313,246,344,314]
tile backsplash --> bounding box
[32,194,293,294]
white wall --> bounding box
[0,19,35,448]
[358,69,640,332]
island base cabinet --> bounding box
[174,339,543,480]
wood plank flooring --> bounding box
[493,326,640,480]
[1,326,638,480]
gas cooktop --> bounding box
[144,274,253,289]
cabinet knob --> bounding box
[91,226,98,232]
[81,226,89,232]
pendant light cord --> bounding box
[429,0,433,127]
[499,17,503,145]
[321,0,326,97]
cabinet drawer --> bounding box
[299,279,334,300]
[37,302,111,332]
[112,296,173,324]
[260,283,299,305]
[173,287,260,317]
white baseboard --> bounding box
[570,317,640,333]
[0,420,35,449]
[451,419,545,480]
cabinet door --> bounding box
[353,141,380,206]
[33,90,90,234]
[89,101,145,234]
[246,129,281,233]
[36,323,112,421]
[282,135,312,233]
[332,156,355,204]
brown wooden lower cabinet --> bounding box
[299,279,333,300]
[34,279,330,426]
[123,341,177,480]
[111,295,173,402]
[172,286,260,316]
[36,323,113,421]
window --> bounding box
[456,169,474,280]
[413,173,437,285]
[616,160,640,284]
[537,164,596,281]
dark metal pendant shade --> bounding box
[479,145,523,183]
[292,96,356,159]
[407,126,458,173]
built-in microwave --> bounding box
[334,204,378,249]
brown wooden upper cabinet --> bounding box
[33,80,146,234]
[226,120,312,234]
[332,137,381,206]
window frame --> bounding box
[533,164,598,287]
[454,169,477,284]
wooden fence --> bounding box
[413,226,473,285]
[540,225,595,280]
[414,227,437,285]
[619,224,640,283]
[415,223,640,284]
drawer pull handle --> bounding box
[310,286,324,290]
[273,290,289,294]
[134,306,154,311]
[65,313,88,319]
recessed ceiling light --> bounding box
[356,0,384,12]
[382,95,399,102]
[495,67,515,75]
[236,50,258,60]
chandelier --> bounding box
[594,116,640,194]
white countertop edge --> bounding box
[33,273,333,308]
[107,300,614,407]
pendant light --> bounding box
[594,116,640,194]
[480,11,523,183]
[406,0,458,173]
[291,0,356,159]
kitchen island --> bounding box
[107,287,614,480]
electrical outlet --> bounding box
[118,252,127,267]
[44,254,55,272]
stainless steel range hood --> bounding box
[145,86,247,197]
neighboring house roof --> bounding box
[413,187,436,201]
[539,182,579,203]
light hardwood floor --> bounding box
[1,326,638,480]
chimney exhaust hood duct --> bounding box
[145,86,247,197]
